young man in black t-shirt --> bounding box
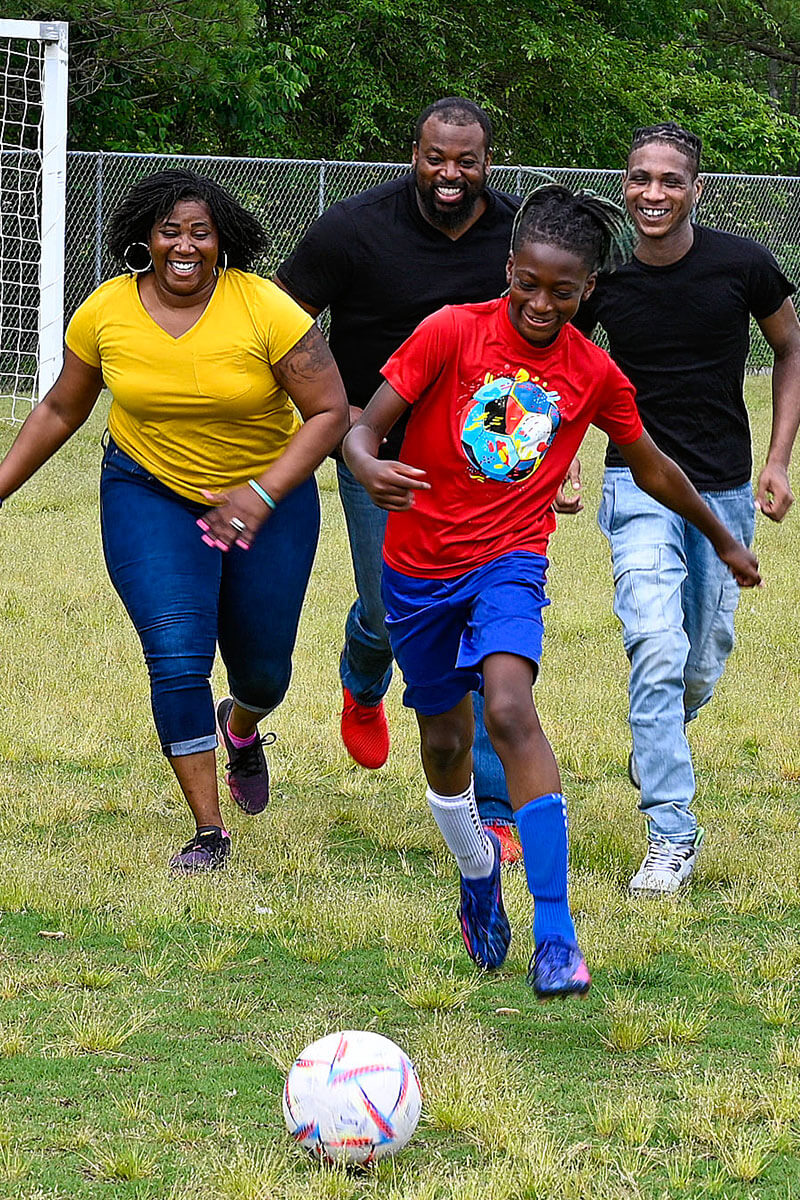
[276,98,526,863]
[574,122,800,894]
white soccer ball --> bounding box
[283,1030,422,1165]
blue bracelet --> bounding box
[248,479,277,510]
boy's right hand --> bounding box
[719,540,761,588]
[361,460,430,510]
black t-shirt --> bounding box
[276,174,520,458]
[573,225,795,490]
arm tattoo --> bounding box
[275,324,332,385]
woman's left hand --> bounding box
[196,484,273,551]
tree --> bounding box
[5,0,324,152]
[5,0,800,171]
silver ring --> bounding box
[229,516,247,533]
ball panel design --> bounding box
[283,1030,422,1165]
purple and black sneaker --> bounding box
[528,935,591,1000]
[458,830,511,970]
[169,826,231,873]
[216,697,273,815]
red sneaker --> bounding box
[482,820,523,867]
[341,687,390,768]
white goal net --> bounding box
[0,20,67,418]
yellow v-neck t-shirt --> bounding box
[66,270,313,503]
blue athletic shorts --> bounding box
[382,551,549,715]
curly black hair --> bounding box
[629,122,702,178]
[510,184,634,274]
[107,169,269,272]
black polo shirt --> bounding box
[277,173,520,457]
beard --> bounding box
[415,175,485,231]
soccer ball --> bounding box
[282,1030,422,1165]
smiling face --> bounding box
[148,198,220,298]
[412,116,491,233]
[624,142,702,255]
[505,241,595,346]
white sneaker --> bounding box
[628,829,704,896]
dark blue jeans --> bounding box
[100,440,320,757]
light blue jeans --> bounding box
[336,460,512,819]
[598,468,755,843]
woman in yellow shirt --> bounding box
[0,169,348,871]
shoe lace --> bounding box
[226,732,276,777]
[535,936,572,969]
[182,828,221,854]
[643,840,689,871]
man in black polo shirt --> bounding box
[276,97,523,861]
[574,121,800,895]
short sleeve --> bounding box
[255,278,315,365]
[747,242,796,321]
[65,289,102,368]
[380,307,453,405]
[592,356,643,445]
[275,205,355,312]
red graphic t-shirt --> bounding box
[381,296,643,578]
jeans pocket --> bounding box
[597,480,616,541]
[612,545,671,639]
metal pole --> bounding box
[95,152,103,289]
[37,21,68,399]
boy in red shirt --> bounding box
[343,185,760,998]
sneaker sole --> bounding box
[536,986,591,1003]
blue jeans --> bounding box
[101,440,320,756]
[336,460,512,819]
[598,467,755,842]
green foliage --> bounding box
[4,0,325,152]
[4,2,800,174]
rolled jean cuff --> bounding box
[231,695,276,718]
[164,733,218,758]
[476,797,516,824]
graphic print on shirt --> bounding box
[460,368,561,483]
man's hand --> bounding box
[719,540,761,588]
[360,459,430,510]
[756,462,794,522]
[553,456,583,514]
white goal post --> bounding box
[0,19,68,416]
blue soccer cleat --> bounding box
[458,830,511,969]
[528,934,591,1000]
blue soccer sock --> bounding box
[516,791,576,945]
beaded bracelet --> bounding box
[248,479,277,510]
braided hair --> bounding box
[629,122,702,178]
[510,184,634,275]
[107,169,269,271]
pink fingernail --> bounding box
[235,539,249,550]
[215,540,228,551]
[201,534,215,547]
[196,519,210,532]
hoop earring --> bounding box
[123,242,153,274]
[215,250,228,276]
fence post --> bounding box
[318,160,326,216]
[94,152,104,289]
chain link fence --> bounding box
[65,152,800,371]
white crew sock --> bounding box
[426,778,495,879]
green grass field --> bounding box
[1,378,799,1199]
